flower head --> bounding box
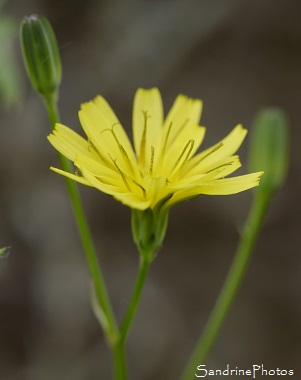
[48,88,263,211]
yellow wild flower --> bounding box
[48,88,262,210]
[48,88,263,258]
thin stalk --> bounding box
[181,191,270,380]
[119,256,151,343]
[44,98,118,342]
[112,340,127,380]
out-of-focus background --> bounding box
[0,0,300,379]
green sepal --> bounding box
[20,15,62,102]
[131,195,172,261]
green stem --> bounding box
[44,98,118,343]
[181,191,270,380]
[120,256,151,343]
[112,340,127,380]
[109,255,150,380]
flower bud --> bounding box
[20,15,62,101]
[249,108,289,195]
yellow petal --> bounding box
[93,96,138,167]
[196,172,263,195]
[50,166,92,186]
[196,155,242,180]
[165,171,263,207]
[114,193,151,210]
[162,95,202,153]
[157,122,206,177]
[184,124,247,176]
[79,98,137,175]
[48,123,99,162]
[82,167,151,210]
[74,154,121,183]
[133,88,163,169]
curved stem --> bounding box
[119,256,151,343]
[181,191,270,380]
[44,98,118,342]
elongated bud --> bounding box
[249,108,289,196]
[20,15,62,102]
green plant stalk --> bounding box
[120,256,151,343]
[110,255,151,379]
[112,340,127,380]
[44,97,118,344]
[181,190,271,380]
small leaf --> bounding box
[0,246,11,258]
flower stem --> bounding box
[112,340,127,380]
[119,256,151,343]
[180,191,270,380]
[44,98,118,343]
[109,255,150,380]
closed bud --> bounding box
[249,108,289,196]
[20,15,62,102]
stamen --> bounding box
[170,139,195,175]
[197,142,223,164]
[149,146,155,175]
[161,122,172,156]
[129,178,147,199]
[139,111,149,166]
[169,119,188,146]
[100,125,135,175]
[205,161,234,174]
[88,139,114,169]
[162,119,189,156]
[108,153,146,197]
[183,142,224,175]
[119,144,135,175]
[109,154,132,192]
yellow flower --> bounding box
[48,88,263,211]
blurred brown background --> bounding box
[0,0,300,379]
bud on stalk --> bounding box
[20,15,62,102]
[249,108,289,197]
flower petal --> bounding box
[161,94,202,153]
[166,172,263,208]
[48,123,99,162]
[93,96,137,166]
[184,124,247,176]
[50,166,92,186]
[196,155,242,179]
[133,88,163,169]
[82,167,151,210]
[198,172,264,195]
[171,155,242,188]
[79,97,138,175]
[157,122,206,177]
[74,154,121,183]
